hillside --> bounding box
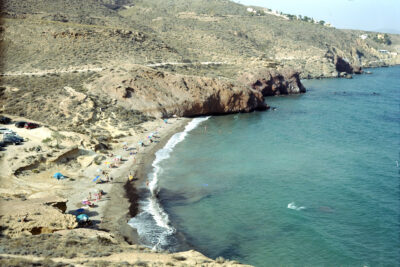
[1,0,399,77]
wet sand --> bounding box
[99,118,189,244]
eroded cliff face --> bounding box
[0,196,77,238]
[88,65,268,118]
[238,68,306,96]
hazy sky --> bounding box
[233,0,400,33]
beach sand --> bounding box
[0,116,188,238]
[98,117,189,243]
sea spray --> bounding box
[128,117,210,250]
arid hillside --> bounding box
[1,0,399,78]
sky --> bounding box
[232,0,400,33]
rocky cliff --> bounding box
[88,65,268,118]
[238,68,306,96]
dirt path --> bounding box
[0,66,104,76]
[0,62,229,76]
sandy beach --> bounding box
[98,117,189,243]
[0,115,189,236]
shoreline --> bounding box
[0,115,253,266]
[99,118,189,244]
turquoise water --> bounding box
[151,67,399,266]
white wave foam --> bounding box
[129,116,210,250]
[287,202,306,211]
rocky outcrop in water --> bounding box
[334,55,363,75]
[238,68,306,96]
[88,66,268,118]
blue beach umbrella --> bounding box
[76,208,85,214]
[53,172,64,179]
[93,175,100,182]
[76,214,89,223]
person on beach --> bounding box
[88,192,92,201]
[146,181,149,187]
[98,189,103,199]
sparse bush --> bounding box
[134,260,149,266]
[172,255,186,261]
[42,137,52,144]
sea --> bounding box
[129,66,400,266]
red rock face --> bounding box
[179,88,268,117]
[238,68,306,96]
[90,66,268,118]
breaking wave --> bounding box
[287,202,306,211]
[128,117,210,250]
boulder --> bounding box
[94,142,110,152]
[352,65,363,74]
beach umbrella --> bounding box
[76,214,89,223]
[53,172,64,179]
[93,175,100,182]
[76,208,85,214]
[96,168,102,173]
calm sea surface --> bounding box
[134,66,400,266]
